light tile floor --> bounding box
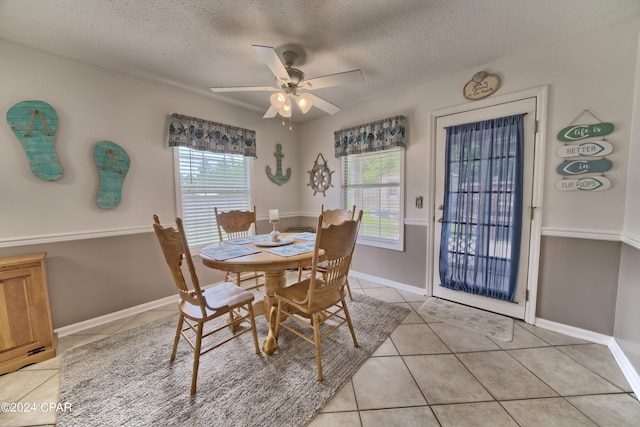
[1,275,639,426]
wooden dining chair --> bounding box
[274,210,363,381]
[214,205,263,291]
[321,204,356,226]
[152,215,260,395]
[299,204,357,300]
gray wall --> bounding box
[537,236,621,335]
[350,224,427,289]
[615,244,640,370]
[0,232,224,328]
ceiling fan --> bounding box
[210,45,364,120]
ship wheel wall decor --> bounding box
[307,153,334,196]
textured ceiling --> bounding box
[1,0,639,122]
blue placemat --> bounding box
[289,232,316,241]
[265,241,316,257]
[225,234,271,245]
[199,244,261,261]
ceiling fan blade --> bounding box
[252,45,290,83]
[304,69,364,90]
[306,93,341,115]
[210,86,278,93]
[263,105,278,118]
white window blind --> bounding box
[175,147,252,247]
[341,147,404,250]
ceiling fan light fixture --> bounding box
[270,92,287,109]
[278,106,292,118]
[296,93,313,114]
[278,97,293,117]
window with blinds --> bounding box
[341,147,404,250]
[175,147,252,247]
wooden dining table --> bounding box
[198,233,317,355]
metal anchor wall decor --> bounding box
[266,143,291,185]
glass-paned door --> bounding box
[439,114,524,302]
[433,98,536,319]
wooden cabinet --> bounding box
[0,252,57,374]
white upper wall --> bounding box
[2,16,639,244]
[623,27,640,242]
[0,39,298,243]
[298,17,640,236]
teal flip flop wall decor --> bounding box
[94,141,130,210]
[6,100,63,181]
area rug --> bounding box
[57,294,408,427]
[418,297,514,341]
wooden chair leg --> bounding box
[227,307,240,333]
[312,313,323,381]
[170,314,184,362]
[342,299,359,348]
[274,300,283,341]
[345,279,353,301]
[247,303,260,354]
[191,322,204,395]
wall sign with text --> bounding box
[555,113,614,192]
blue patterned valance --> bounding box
[334,115,406,157]
[168,113,256,158]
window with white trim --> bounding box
[175,147,252,247]
[341,147,404,250]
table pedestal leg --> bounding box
[261,270,286,355]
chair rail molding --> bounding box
[541,227,621,242]
[621,232,640,251]
[0,225,154,248]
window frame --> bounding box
[340,147,405,251]
[173,147,254,249]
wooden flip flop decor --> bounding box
[556,159,612,176]
[557,122,614,142]
[6,100,63,181]
[94,141,130,210]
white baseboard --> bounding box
[534,318,612,345]
[609,338,640,396]
[535,317,640,396]
[54,294,179,337]
[349,270,427,295]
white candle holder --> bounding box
[269,209,281,242]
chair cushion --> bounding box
[180,282,254,320]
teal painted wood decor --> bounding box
[94,141,130,210]
[557,122,614,142]
[556,140,613,158]
[6,100,63,181]
[556,176,611,192]
[266,143,291,185]
[556,159,612,176]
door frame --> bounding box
[427,86,548,324]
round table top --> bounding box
[198,234,317,273]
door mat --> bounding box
[418,297,514,341]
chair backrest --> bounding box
[320,204,356,227]
[305,210,363,307]
[215,205,257,241]
[153,215,206,315]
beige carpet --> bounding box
[57,294,408,427]
[418,297,514,341]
